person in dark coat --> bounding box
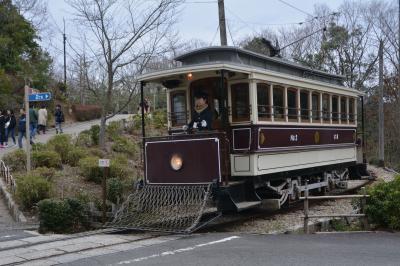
[185,91,213,131]
[0,110,6,148]
[5,109,16,147]
[54,104,64,134]
[29,105,38,139]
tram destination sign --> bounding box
[28,92,52,102]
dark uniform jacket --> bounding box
[188,107,213,131]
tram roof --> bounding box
[174,46,345,86]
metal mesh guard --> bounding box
[107,184,216,233]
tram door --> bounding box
[190,77,227,131]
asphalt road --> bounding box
[67,232,400,266]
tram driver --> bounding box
[183,90,213,131]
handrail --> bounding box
[0,160,17,194]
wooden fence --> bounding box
[301,183,369,234]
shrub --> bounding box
[366,175,400,230]
[153,110,167,129]
[47,134,73,163]
[65,147,88,167]
[3,149,26,171]
[111,136,137,156]
[32,150,62,169]
[107,121,123,141]
[90,125,100,146]
[16,175,52,209]
[31,167,56,181]
[38,198,89,233]
[107,178,124,204]
[79,156,102,183]
[75,131,93,147]
[31,143,49,151]
[88,148,105,158]
[110,160,130,180]
[72,104,102,122]
[132,114,151,130]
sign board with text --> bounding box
[98,159,110,168]
[28,92,52,102]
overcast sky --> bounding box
[46,0,344,67]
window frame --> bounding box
[256,83,272,121]
[230,82,251,122]
[169,90,187,127]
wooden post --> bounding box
[360,187,369,230]
[102,166,109,224]
[24,85,31,173]
[378,40,385,167]
[304,180,309,234]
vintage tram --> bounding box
[111,46,369,233]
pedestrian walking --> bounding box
[54,104,64,134]
[29,105,38,139]
[5,110,16,147]
[0,110,6,148]
[37,105,48,134]
[18,109,33,149]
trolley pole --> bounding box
[24,85,31,173]
[218,0,228,46]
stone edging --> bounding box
[0,177,27,223]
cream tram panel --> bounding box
[231,146,357,176]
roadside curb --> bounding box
[0,178,27,223]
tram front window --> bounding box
[231,83,250,122]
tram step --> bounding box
[235,201,262,212]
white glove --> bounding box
[182,125,188,131]
[193,122,198,129]
[201,120,207,128]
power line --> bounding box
[226,20,236,46]
[209,24,220,46]
[276,0,313,17]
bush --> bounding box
[16,175,52,209]
[90,125,100,146]
[88,148,105,158]
[75,131,93,147]
[132,114,151,130]
[3,149,26,171]
[107,121,123,141]
[111,136,137,156]
[110,160,130,180]
[38,198,89,233]
[31,143,49,151]
[72,104,102,122]
[107,178,124,204]
[79,156,102,183]
[32,150,62,169]
[366,175,400,230]
[153,110,167,129]
[31,167,56,181]
[65,147,88,167]
[47,134,73,163]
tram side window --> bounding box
[340,97,347,122]
[332,96,339,123]
[231,83,250,122]
[273,85,285,121]
[257,83,271,120]
[170,91,187,126]
[300,90,309,121]
[312,92,320,122]
[322,93,330,123]
[287,88,297,121]
[349,98,355,123]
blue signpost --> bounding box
[28,92,52,102]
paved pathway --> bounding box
[0,231,398,265]
[0,115,131,230]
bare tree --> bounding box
[66,0,182,149]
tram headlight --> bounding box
[170,154,183,171]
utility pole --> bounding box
[378,40,385,167]
[24,84,31,173]
[218,0,228,46]
[63,19,67,86]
